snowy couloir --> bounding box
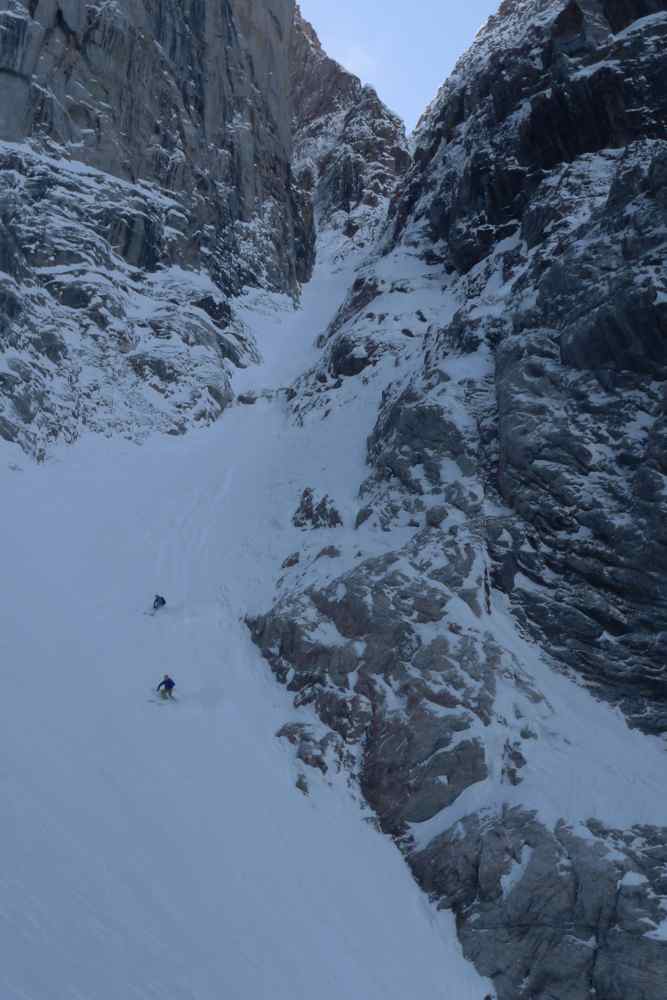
[2,2,667,999]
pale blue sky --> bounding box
[298,0,500,130]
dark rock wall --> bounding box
[392,0,667,273]
[0,0,301,292]
[389,0,667,733]
[0,0,327,455]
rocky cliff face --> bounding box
[290,7,409,243]
[0,0,301,290]
[0,1,409,457]
[250,3,667,998]
[0,0,309,455]
[390,0,667,735]
[0,138,281,455]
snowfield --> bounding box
[0,248,492,1000]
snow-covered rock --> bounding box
[0,0,310,455]
[0,0,302,290]
[290,5,410,243]
[251,3,667,998]
[0,2,410,456]
[0,143,256,454]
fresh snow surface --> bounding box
[0,242,491,999]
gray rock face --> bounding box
[0,0,300,292]
[251,530,505,833]
[473,137,667,735]
[392,0,667,273]
[0,1,410,455]
[384,0,667,733]
[292,488,343,529]
[413,810,667,1000]
[250,3,667,998]
[0,0,308,454]
[290,6,409,238]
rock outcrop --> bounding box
[0,143,257,454]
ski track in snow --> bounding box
[0,244,492,1000]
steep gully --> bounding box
[0,235,492,999]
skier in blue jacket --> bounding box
[156,674,175,700]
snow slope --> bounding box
[0,245,491,999]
